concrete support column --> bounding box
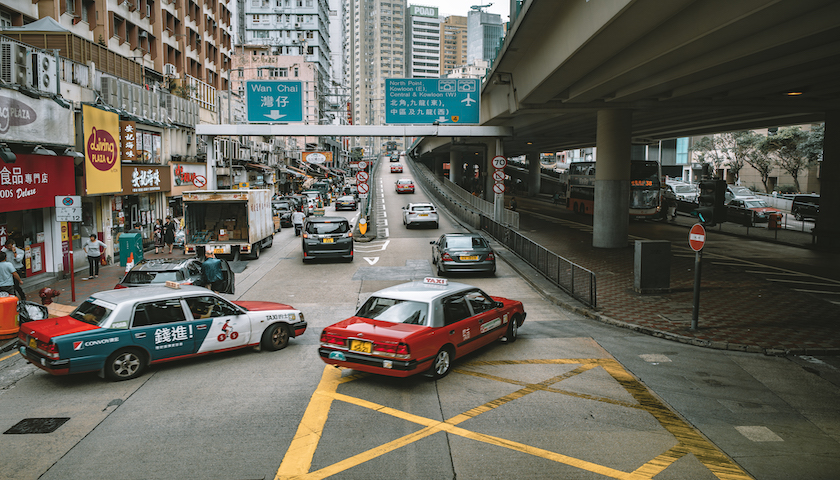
[817,110,840,248]
[205,135,217,190]
[433,154,444,177]
[593,110,631,248]
[527,150,541,197]
[449,150,462,185]
[492,138,505,222]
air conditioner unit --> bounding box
[139,31,148,39]
[164,63,176,76]
[131,84,142,115]
[186,134,192,145]
[100,77,120,107]
[0,40,29,86]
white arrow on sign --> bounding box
[264,111,287,120]
[364,257,379,265]
[435,116,450,123]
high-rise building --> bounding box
[467,9,503,65]
[346,0,405,142]
[405,5,441,79]
[440,15,468,76]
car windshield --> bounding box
[744,200,769,208]
[412,205,435,212]
[356,297,429,325]
[673,185,696,193]
[398,180,412,185]
[307,221,350,234]
[338,196,354,202]
[447,236,487,249]
[71,299,115,326]
[124,270,182,284]
[730,186,754,196]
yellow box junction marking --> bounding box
[276,360,752,480]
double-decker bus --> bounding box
[566,160,662,218]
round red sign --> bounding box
[358,183,370,194]
[86,127,118,171]
[492,182,505,194]
[689,223,706,252]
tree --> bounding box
[690,133,747,181]
[761,126,811,193]
[689,136,725,175]
[738,131,775,193]
[800,124,825,165]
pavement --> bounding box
[5,193,840,357]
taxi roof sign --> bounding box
[423,277,448,286]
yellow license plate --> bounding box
[29,338,36,349]
[350,340,372,353]
[460,255,480,261]
[214,248,225,254]
[323,238,334,243]
[419,214,428,217]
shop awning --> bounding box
[285,166,310,177]
[280,167,306,178]
[246,163,275,172]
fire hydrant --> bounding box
[39,287,61,305]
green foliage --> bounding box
[760,126,815,193]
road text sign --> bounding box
[246,81,303,122]
[492,170,506,182]
[689,223,706,251]
[385,78,479,124]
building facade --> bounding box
[405,5,440,79]
[466,9,502,65]
[440,15,467,76]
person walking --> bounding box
[82,234,107,280]
[164,216,176,254]
[0,251,23,300]
[201,250,224,293]
[509,197,518,212]
[291,208,306,236]
[153,218,164,254]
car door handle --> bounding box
[449,330,455,335]
[196,324,208,330]
[134,332,146,339]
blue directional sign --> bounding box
[385,78,480,125]
[246,81,303,123]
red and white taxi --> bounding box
[319,277,526,378]
[390,163,404,173]
[19,285,306,381]
[395,178,415,194]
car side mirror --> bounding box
[430,241,436,245]
[495,301,504,309]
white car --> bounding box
[402,203,439,229]
[668,182,699,202]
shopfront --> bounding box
[170,162,209,225]
[112,165,171,258]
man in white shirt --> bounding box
[1,240,26,299]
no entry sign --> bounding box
[689,223,706,251]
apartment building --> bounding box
[405,4,440,79]
[440,15,467,76]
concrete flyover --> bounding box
[413,0,840,248]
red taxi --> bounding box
[395,178,415,194]
[319,277,526,379]
[391,163,404,173]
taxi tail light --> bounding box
[373,342,410,359]
[320,332,346,348]
[42,340,59,359]
[486,252,495,261]
[441,252,453,262]
[114,283,128,289]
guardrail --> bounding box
[480,216,597,309]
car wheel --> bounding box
[252,243,261,259]
[429,347,454,379]
[262,323,290,351]
[265,236,273,249]
[434,222,439,229]
[104,349,145,381]
[504,315,520,343]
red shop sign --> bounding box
[0,154,75,213]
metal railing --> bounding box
[481,215,597,309]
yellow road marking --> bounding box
[282,359,752,480]
[0,350,19,363]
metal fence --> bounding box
[481,215,597,309]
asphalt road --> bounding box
[0,160,837,479]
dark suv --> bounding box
[302,216,354,262]
[791,194,819,221]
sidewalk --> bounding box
[499,195,840,355]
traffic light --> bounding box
[694,180,726,226]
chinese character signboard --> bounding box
[302,152,333,165]
[0,155,75,213]
[0,91,75,145]
[385,78,480,125]
[120,120,138,162]
[171,163,208,195]
[119,165,172,195]
[245,81,303,122]
[83,105,122,195]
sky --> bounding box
[415,0,510,21]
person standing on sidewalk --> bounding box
[164,216,176,254]
[0,251,23,300]
[82,234,107,280]
[2,240,26,299]
[201,250,224,293]
[153,218,164,254]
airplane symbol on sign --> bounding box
[461,94,476,106]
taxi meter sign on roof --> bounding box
[689,223,706,252]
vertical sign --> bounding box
[83,105,122,195]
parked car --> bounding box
[430,233,496,276]
[391,163,403,173]
[395,178,415,194]
[319,277,526,378]
[115,258,235,294]
[725,185,759,202]
[343,185,359,201]
[334,195,358,211]
[402,202,439,229]
[791,194,819,221]
[18,285,306,381]
[302,216,354,262]
[272,201,294,228]
[669,182,699,202]
[725,198,783,226]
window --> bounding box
[132,299,188,327]
[185,296,239,319]
[355,297,428,325]
[443,295,471,325]
[465,290,495,314]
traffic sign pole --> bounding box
[689,223,706,331]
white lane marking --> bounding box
[354,240,390,252]
[735,426,783,442]
[364,257,379,265]
[639,354,672,363]
[384,227,389,237]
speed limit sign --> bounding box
[492,156,507,170]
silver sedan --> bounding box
[430,233,496,276]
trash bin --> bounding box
[0,295,20,340]
[768,212,783,230]
[119,233,144,266]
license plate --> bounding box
[214,248,225,254]
[460,255,480,261]
[323,238,334,243]
[28,337,36,349]
[419,214,428,217]
[350,340,372,354]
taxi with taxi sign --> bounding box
[395,178,415,194]
[18,285,307,381]
[319,277,526,379]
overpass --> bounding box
[411,0,840,248]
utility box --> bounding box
[634,240,670,293]
[119,233,144,266]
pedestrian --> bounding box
[510,197,517,212]
[82,234,107,280]
[153,218,164,254]
[2,241,26,299]
[164,215,176,254]
[552,192,561,205]
[201,250,224,293]
[291,208,306,236]
[0,251,23,300]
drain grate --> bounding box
[4,417,70,434]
